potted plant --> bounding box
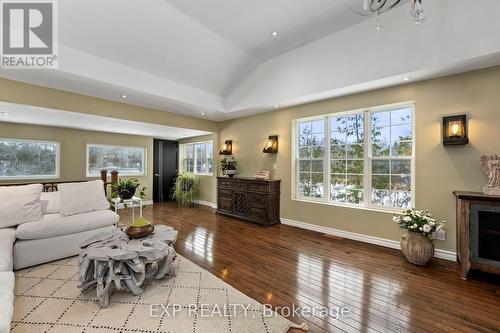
[112,178,146,200]
[171,173,200,207]
[394,209,445,265]
[220,157,238,177]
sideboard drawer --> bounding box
[218,179,233,188]
[248,206,267,223]
[218,198,233,213]
[247,193,267,206]
[233,181,247,191]
[219,189,233,200]
[247,182,269,193]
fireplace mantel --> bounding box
[454,191,500,279]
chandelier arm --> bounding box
[387,0,403,10]
[344,0,377,16]
[370,0,388,13]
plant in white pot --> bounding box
[220,157,238,177]
[394,209,445,266]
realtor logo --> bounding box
[1,0,58,68]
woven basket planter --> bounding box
[401,231,434,265]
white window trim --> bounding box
[0,138,60,180]
[86,143,146,177]
[291,101,416,214]
[179,140,214,176]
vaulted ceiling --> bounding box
[1,0,500,122]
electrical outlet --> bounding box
[433,229,446,241]
[273,163,277,170]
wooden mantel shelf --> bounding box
[453,191,500,201]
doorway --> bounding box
[153,139,179,202]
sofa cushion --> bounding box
[0,272,14,333]
[58,180,110,216]
[0,184,43,228]
[16,209,119,240]
[0,228,16,271]
[40,191,60,214]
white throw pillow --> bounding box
[40,191,61,214]
[58,180,110,216]
[0,184,43,228]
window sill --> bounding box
[292,197,402,214]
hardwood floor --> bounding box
[119,202,500,333]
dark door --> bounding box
[153,139,178,202]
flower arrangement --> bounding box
[393,209,445,238]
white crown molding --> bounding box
[280,218,456,262]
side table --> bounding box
[111,196,143,227]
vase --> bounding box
[125,218,154,238]
[226,169,237,178]
[400,231,434,266]
[119,186,137,200]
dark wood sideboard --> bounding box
[216,177,280,226]
[454,191,500,279]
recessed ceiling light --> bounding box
[0,112,10,115]
[403,77,412,81]
[121,94,127,98]
[271,31,278,37]
[273,105,279,109]
[201,112,206,116]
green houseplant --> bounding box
[220,157,238,177]
[394,209,445,265]
[171,173,200,207]
[112,178,146,200]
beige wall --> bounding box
[0,122,154,200]
[219,66,500,253]
[179,134,217,204]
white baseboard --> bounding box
[194,200,217,209]
[280,218,456,262]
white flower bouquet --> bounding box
[393,209,445,238]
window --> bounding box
[87,144,146,177]
[180,141,213,175]
[0,138,60,179]
[294,103,414,211]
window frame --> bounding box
[179,140,214,176]
[292,102,415,213]
[0,138,60,180]
[86,143,147,177]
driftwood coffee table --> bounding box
[78,225,178,308]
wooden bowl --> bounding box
[125,224,154,238]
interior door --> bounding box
[153,139,179,202]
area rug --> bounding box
[11,255,303,333]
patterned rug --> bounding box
[11,255,298,333]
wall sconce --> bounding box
[263,135,278,154]
[219,140,232,155]
[443,115,469,146]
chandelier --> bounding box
[345,0,425,28]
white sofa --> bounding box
[0,180,119,333]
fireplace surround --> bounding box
[454,191,500,279]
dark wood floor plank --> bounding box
[119,203,500,333]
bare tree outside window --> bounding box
[296,105,414,210]
[0,139,59,179]
[87,144,145,177]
